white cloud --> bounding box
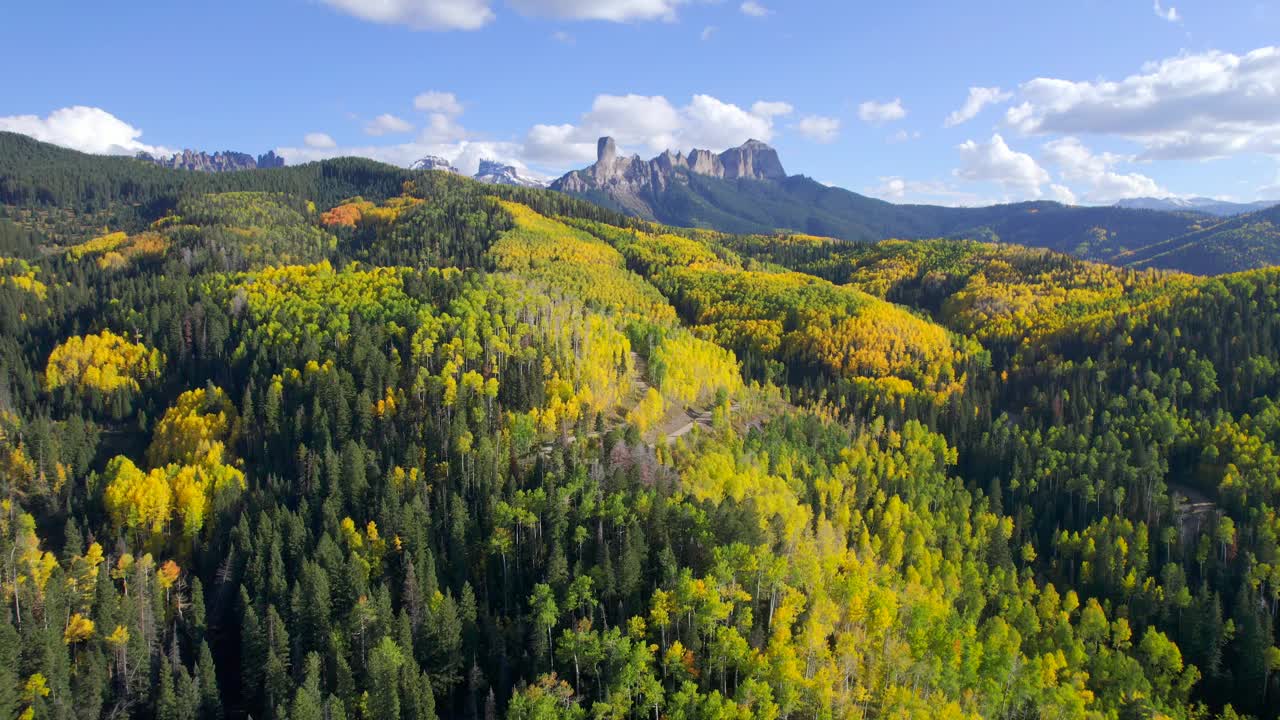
[955,133,1051,198]
[888,129,921,143]
[869,176,992,207]
[0,106,171,157]
[419,112,468,144]
[1041,136,1165,202]
[1049,184,1078,205]
[319,0,495,30]
[944,87,1012,127]
[321,0,691,28]
[537,94,781,154]
[524,123,599,166]
[679,94,775,149]
[521,93,796,169]
[796,115,840,143]
[700,25,716,40]
[551,30,574,44]
[580,94,684,150]
[740,1,771,17]
[1005,46,1280,160]
[364,113,413,136]
[413,91,464,115]
[304,132,337,149]
[751,101,794,118]
[858,98,907,125]
[508,0,687,22]
[1153,0,1180,22]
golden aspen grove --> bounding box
[0,132,1278,720]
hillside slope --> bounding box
[549,136,1234,273]
[1,131,1279,719]
[1118,204,1280,274]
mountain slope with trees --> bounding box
[0,133,1277,720]
[549,135,1280,276]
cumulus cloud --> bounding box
[319,0,494,30]
[523,93,789,165]
[858,98,907,125]
[0,106,171,157]
[304,132,337,149]
[955,133,1050,198]
[740,1,770,17]
[944,87,1012,127]
[751,101,794,118]
[364,114,413,136]
[888,129,921,143]
[700,25,716,40]
[1153,0,1180,22]
[796,115,840,143]
[1005,46,1280,160]
[1041,136,1165,202]
[524,123,599,166]
[413,91,464,115]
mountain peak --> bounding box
[598,137,618,165]
[410,155,461,174]
[719,139,785,180]
[138,148,283,172]
[474,159,546,188]
[551,138,789,220]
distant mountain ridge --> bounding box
[410,155,545,187]
[1114,196,1277,217]
[138,149,284,172]
[547,136,1217,267]
[4,131,1277,277]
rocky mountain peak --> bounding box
[598,137,618,165]
[719,139,786,180]
[550,137,790,220]
[474,159,546,188]
[138,149,284,172]
[410,155,461,174]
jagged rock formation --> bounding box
[473,159,546,188]
[138,149,284,172]
[551,137,787,218]
[410,155,461,174]
[256,151,285,169]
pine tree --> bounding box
[196,642,222,720]
[156,665,178,720]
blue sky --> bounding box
[3,0,1279,205]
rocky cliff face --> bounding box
[473,160,546,188]
[138,149,284,172]
[551,137,786,218]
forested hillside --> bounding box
[1,136,1278,720]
